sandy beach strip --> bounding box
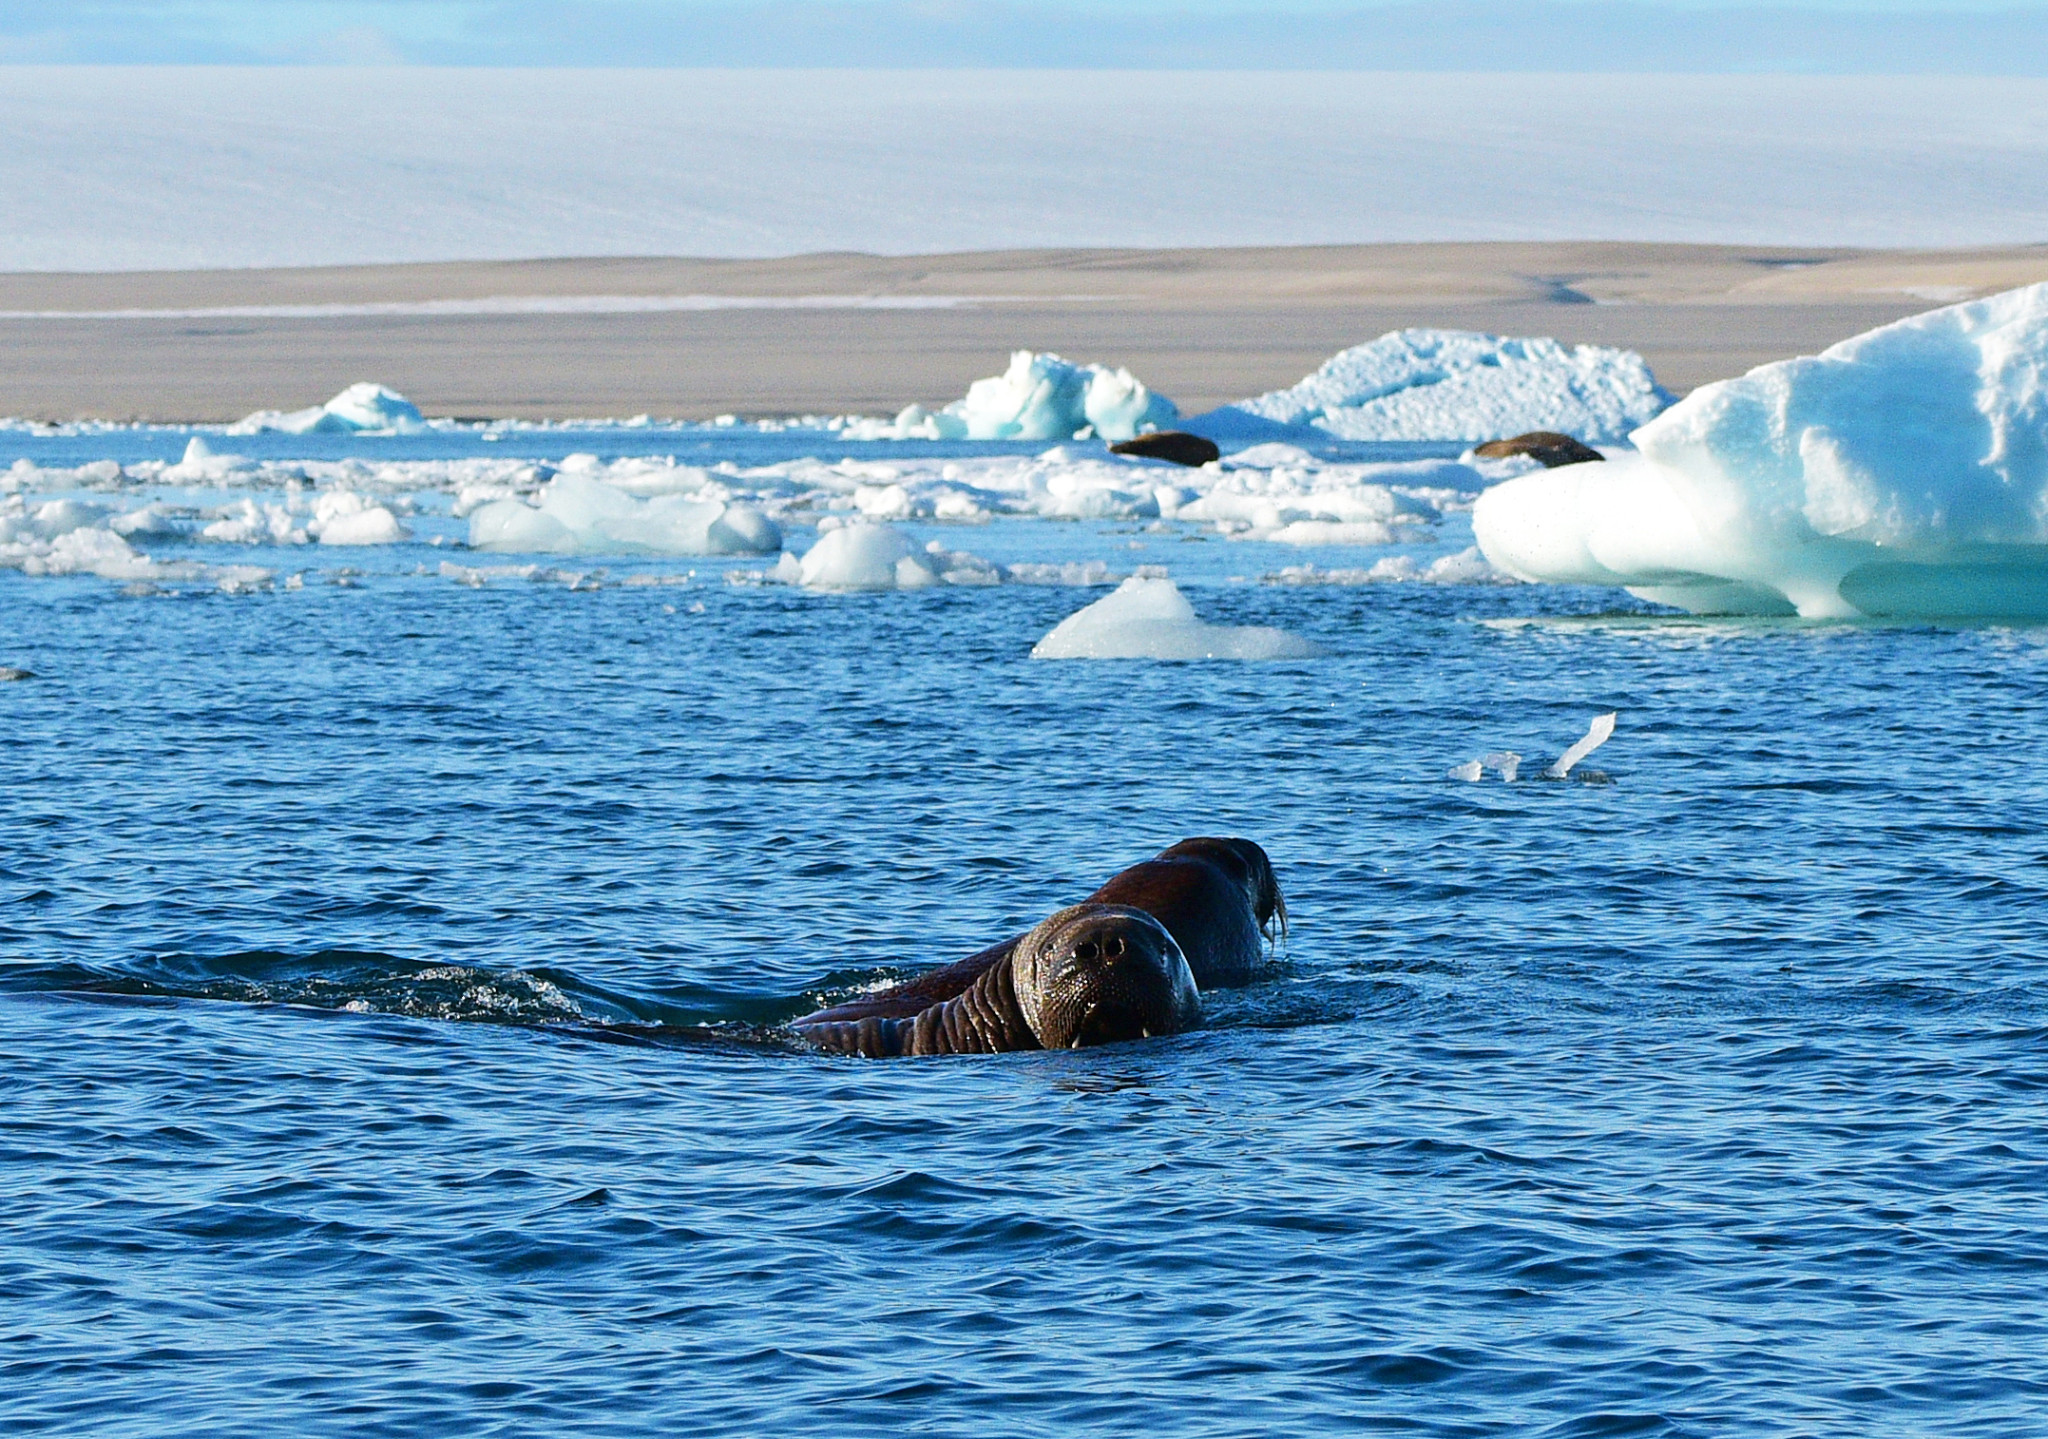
[3,242,2044,423]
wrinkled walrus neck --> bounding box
[795,955,1040,1058]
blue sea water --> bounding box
[3,429,2047,1437]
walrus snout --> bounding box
[1013,904,1201,1049]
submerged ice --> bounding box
[1475,284,2048,618]
[1197,330,1672,444]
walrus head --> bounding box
[1012,904,1201,1049]
[1155,836,1288,944]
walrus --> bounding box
[792,837,1284,1057]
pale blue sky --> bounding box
[3,0,2045,69]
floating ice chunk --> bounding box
[31,498,111,538]
[782,522,996,590]
[1446,750,1522,782]
[164,435,256,481]
[313,382,425,432]
[1474,285,2048,618]
[201,498,307,545]
[213,564,275,594]
[1197,329,1672,443]
[793,523,918,589]
[1031,576,1324,660]
[309,490,410,546]
[1265,547,1509,586]
[887,351,1178,442]
[1004,559,1126,586]
[230,382,426,435]
[467,474,780,556]
[6,526,196,581]
[1262,520,1399,547]
[1546,713,1617,780]
[440,560,555,586]
[110,502,188,539]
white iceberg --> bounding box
[200,498,305,545]
[164,436,256,480]
[309,490,409,546]
[774,521,1000,590]
[1474,284,2048,618]
[1197,329,1672,444]
[869,351,1178,443]
[1031,576,1324,660]
[230,382,426,435]
[467,475,781,556]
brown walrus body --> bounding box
[792,837,1284,1058]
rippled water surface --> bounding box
[5,432,2048,1437]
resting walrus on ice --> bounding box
[792,837,1285,1057]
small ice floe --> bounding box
[109,503,189,539]
[1173,457,1463,544]
[467,475,779,556]
[1265,547,1509,586]
[195,488,409,546]
[1004,559,1128,586]
[163,436,256,482]
[229,382,427,436]
[841,351,1178,443]
[309,490,410,546]
[773,520,999,590]
[1449,713,1616,782]
[1194,330,1672,444]
[1031,575,1324,660]
[0,666,34,681]
[439,560,558,587]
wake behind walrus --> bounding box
[792,837,1284,1058]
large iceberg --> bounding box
[230,383,427,435]
[1196,329,1672,444]
[1474,284,2048,618]
[860,351,1178,443]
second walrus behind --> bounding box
[792,837,1285,1058]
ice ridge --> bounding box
[1195,329,1672,444]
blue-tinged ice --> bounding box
[468,475,781,556]
[1194,330,1672,444]
[1031,576,1323,660]
[1474,284,2048,619]
[848,351,1179,443]
[230,383,426,436]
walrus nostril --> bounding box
[1106,935,1126,958]
[1074,940,1100,962]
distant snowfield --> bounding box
[4,68,2048,270]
